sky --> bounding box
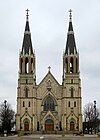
[0,0,100,112]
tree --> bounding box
[83,102,100,134]
[0,101,15,133]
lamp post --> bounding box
[88,112,90,134]
[94,100,96,134]
[4,100,7,137]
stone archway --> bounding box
[70,121,75,131]
[24,119,29,131]
[45,119,54,131]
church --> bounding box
[16,10,82,134]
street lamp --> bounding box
[88,112,90,134]
[4,100,7,137]
[94,100,96,134]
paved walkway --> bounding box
[12,134,98,138]
[0,134,97,140]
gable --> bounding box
[37,71,62,98]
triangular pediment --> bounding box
[37,71,61,88]
[37,71,62,99]
[43,111,57,122]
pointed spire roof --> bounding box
[21,9,33,55]
[65,10,77,55]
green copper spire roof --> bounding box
[21,9,33,55]
[65,10,77,55]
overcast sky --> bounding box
[0,0,100,112]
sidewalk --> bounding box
[6,132,100,139]
[16,134,98,138]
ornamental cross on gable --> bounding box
[48,66,51,72]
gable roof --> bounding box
[37,70,61,88]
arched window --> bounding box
[74,101,76,107]
[23,101,25,107]
[66,58,68,73]
[76,58,78,73]
[28,101,30,107]
[25,87,28,98]
[20,58,23,73]
[71,79,73,84]
[26,79,28,84]
[71,88,74,98]
[68,101,70,107]
[70,57,73,73]
[31,58,33,73]
[47,80,51,91]
[44,96,55,111]
[25,57,29,73]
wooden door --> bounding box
[45,119,54,131]
[45,124,54,131]
[70,121,74,131]
[24,121,29,131]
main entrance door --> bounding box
[45,119,54,131]
[70,121,75,131]
[24,120,29,131]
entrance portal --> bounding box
[70,121,75,131]
[24,120,29,131]
[45,119,54,131]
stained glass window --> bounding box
[44,96,55,111]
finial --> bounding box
[69,9,72,21]
[26,9,29,20]
[48,66,51,72]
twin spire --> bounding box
[21,9,77,56]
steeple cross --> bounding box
[48,66,51,72]
[26,9,29,20]
[69,9,72,20]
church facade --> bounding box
[16,10,82,134]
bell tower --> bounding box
[19,9,36,79]
[16,9,36,132]
[62,10,82,132]
[63,9,79,76]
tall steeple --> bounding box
[63,10,79,76]
[21,9,33,55]
[19,9,36,75]
[62,10,82,133]
[16,10,36,132]
[65,9,77,55]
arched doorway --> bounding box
[24,119,29,131]
[70,121,75,131]
[45,119,54,131]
